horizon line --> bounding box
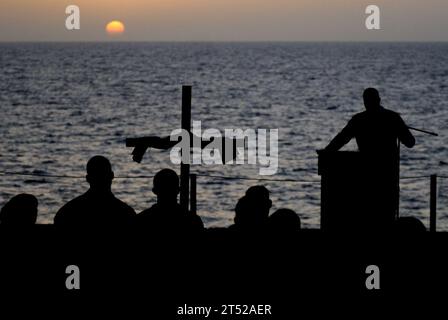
[1,40,448,44]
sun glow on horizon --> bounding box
[106,20,125,36]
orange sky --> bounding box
[0,0,447,41]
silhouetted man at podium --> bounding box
[323,88,415,230]
[325,88,415,154]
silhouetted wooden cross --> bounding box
[126,85,240,213]
[125,86,193,212]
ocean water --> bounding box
[0,42,447,229]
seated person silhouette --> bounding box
[269,208,301,233]
[0,194,38,225]
[323,88,416,230]
[54,155,135,227]
[229,185,272,232]
[136,169,203,232]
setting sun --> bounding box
[106,20,125,36]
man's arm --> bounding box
[324,118,356,152]
[397,115,415,148]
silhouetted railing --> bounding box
[1,170,447,231]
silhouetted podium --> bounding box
[318,151,399,231]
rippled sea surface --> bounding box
[1,42,447,229]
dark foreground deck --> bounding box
[1,225,447,313]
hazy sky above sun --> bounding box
[0,0,447,41]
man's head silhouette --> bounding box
[234,195,250,226]
[269,208,301,232]
[153,169,180,203]
[233,185,272,228]
[86,155,114,191]
[234,189,271,229]
[0,193,38,225]
[245,185,272,217]
[363,88,381,111]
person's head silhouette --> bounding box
[245,185,272,218]
[86,155,114,191]
[234,195,251,227]
[233,186,272,229]
[0,194,38,225]
[269,208,301,232]
[153,169,180,203]
[363,88,381,111]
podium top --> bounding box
[317,151,363,176]
[317,150,399,177]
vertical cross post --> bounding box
[190,174,197,215]
[180,85,192,212]
[430,174,437,232]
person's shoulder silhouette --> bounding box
[54,155,135,227]
[394,216,426,233]
[0,193,38,225]
[137,168,203,231]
